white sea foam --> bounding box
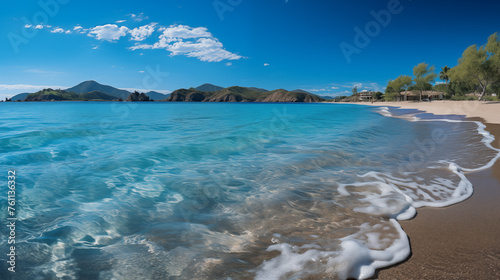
[255,219,410,280]
[378,106,392,117]
[409,114,500,172]
[255,105,499,280]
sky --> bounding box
[1,0,500,99]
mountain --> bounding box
[11,92,30,101]
[195,83,224,92]
[165,88,210,102]
[316,95,335,100]
[246,87,269,92]
[291,89,328,100]
[145,91,169,101]
[165,86,324,103]
[24,89,117,101]
[291,89,312,94]
[261,89,324,102]
[206,86,266,102]
[67,80,131,99]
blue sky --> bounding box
[1,0,499,99]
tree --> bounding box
[352,86,358,96]
[440,66,450,94]
[386,75,413,101]
[385,80,397,101]
[449,33,500,100]
[372,91,383,100]
[413,62,437,101]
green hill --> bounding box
[25,89,80,101]
[246,87,269,92]
[195,83,224,92]
[24,89,117,101]
[11,92,30,101]
[80,91,118,100]
[164,86,324,102]
[67,80,131,99]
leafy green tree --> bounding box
[372,91,383,100]
[433,83,447,92]
[449,80,475,97]
[449,33,500,100]
[413,63,437,101]
[385,80,397,101]
[386,75,412,101]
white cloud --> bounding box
[264,63,270,66]
[168,38,241,62]
[51,28,67,33]
[129,23,157,41]
[158,25,212,42]
[331,86,339,89]
[138,70,145,73]
[88,24,129,41]
[116,20,126,23]
[25,24,52,30]
[129,13,149,22]
[73,26,87,34]
[129,24,242,62]
[226,62,232,66]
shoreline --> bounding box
[353,100,500,124]
[360,101,500,279]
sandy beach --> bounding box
[356,101,500,279]
[357,100,500,124]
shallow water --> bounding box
[0,102,498,279]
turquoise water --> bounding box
[0,102,498,279]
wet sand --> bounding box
[361,103,500,279]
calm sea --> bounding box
[0,102,498,279]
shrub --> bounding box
[483,96,499,101]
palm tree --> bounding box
[440,66,450,94]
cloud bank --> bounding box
[130,24,242,62]
[25,16,242,63]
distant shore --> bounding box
[357,101,500,279]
